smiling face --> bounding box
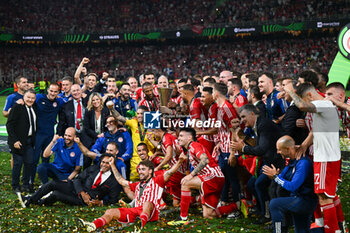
[24,92,36,107]
[178,131,192,148]
[92,95,101,109]
[62,80,72,93]
[120,85,131,100]
[325,87,345,102]
[88,75,97,90]
[137,108,145,123]
[17,77,29,92]
[201,91,213,107]
[143,85,153,100]
[276,142,290,159]
[138,164,153,181]
[100,156,112,173]
[158,76,168,88]
[258,75,272,94]
[47,84,60,100]
[64,127,76,147]
[127,77,138,92]
[106,116,117,133]
[106,143,118,157]
[71,84,82,100]
[107,82,117,94]
[239,110,256,128]
[144,74,155,84]
[137,144,149,161]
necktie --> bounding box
[76,100,82,130]
[28,107,35,134]
[92,171,103,189]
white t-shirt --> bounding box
[312,100,341,162]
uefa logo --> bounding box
[143,111,161,129]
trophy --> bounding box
[158,87,173,106]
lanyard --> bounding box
[146,98,157,111]
[118,98,131,115]
[138,122,147,142]
[138,177,152,200]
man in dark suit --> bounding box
[278,79,308,145]
[7,89,37,193]
[231,104,284,224]
[17,153,121,207]
[57,84,87,136]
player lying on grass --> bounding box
[78,152,187,232]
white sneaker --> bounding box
[77,218,96,232]
[16,192,28,208]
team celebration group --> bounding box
[4,57,349,233]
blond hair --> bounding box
[87,92,103,111]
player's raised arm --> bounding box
[109,156,134,199]
[163,153,186,182]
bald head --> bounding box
[277,136,295,148]
[64,127,76,147]
[276,136,296,159]
[219,70,233,84]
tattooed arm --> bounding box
[163,152,186,182]
[191,153,209,176]
[109,157,134,199]
[284,83,316,113]
[110,108,127,124]
[181,152,208,185]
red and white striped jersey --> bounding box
[187,141,223,178]
[129,174,165,210]
[189,98,210,141]
[207,102,218,142]
[170,95,182,105]
[161,133,187,174]
[136,85,159,102]
[139,97,160,111]
[130,91,137,100]
[233,94,248,108]
[217,100,238,153]
[189,97,207,121]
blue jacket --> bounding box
[274,157,316,198]
[90,130,132,162]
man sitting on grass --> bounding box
[17,153,121,207]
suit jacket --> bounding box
[255,100,267,118]
[57,98,87,136]
[72,164,121,205]
[7,103,38,155]
[243,116,284,168]
[278,104,308,145]
[81,107,110,148]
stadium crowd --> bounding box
[1,0,349,33]
[0,37,337,86]
[4,60,349,232]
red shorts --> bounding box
[166,171,184,200]
[314,161,341,198]
[154,170,184,200]
[197,136,214,155]
[118,206,159,223]
[198,175,225,209]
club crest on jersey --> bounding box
[118,137,124,143]
[53,102,57,107]
[70,152,75,157]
